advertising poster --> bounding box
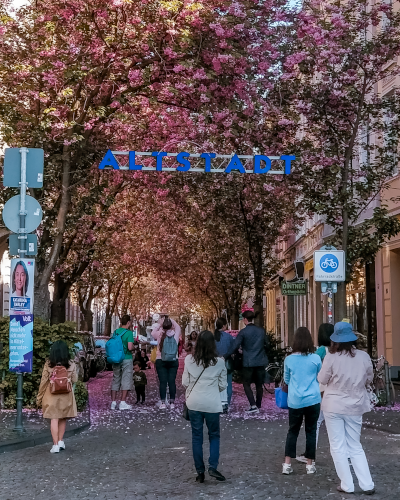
[10,258,35,315]
[9,314,34,373]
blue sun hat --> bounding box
[330,322,358,343]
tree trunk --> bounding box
[253,248,265,328]
[82,307,94,332]
[104,314,112,337]
[34,280,51,321]
[50,273,71,324]
[230,309,240,330]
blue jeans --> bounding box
[188,410,220,474]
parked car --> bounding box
[74,332,99,382]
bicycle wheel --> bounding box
[97,355,107,373]
[264,365,280,394]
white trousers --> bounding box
[316,409,325,448]
[324,412,374,493]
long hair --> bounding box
[329,341,356,357]
[49,340,71,369]
[159,316,173,352]
[12,260,29,295]
[318,323,334,347]
[292,327,315,355]
[193,330,218,369]
[214,317,228,342]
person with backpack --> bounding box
[107,315,135,410]
[151,315,181,409]
[36,340,78,453]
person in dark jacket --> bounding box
[225,310,268,413]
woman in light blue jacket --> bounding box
[282,327,321,475]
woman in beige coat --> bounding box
[37,340,78,453]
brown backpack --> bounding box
[49,365,72,394]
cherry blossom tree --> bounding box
[289,0,400,320]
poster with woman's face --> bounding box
[10,258,35,315]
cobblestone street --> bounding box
[0,363,399,500]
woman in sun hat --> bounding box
[318,321,375,495]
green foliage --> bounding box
[74,380,88,412]
[0,317,80,408]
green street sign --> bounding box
[281,280,308,296]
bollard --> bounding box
[384,360,392,407]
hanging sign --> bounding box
[10,259,35,315]
[98,150,295,174]
[281,280,308,296]
[9,314,34,373]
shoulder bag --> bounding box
[182,366,206,421]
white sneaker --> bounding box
[169,403,175,409]
[50,445,59,453]
[111,401,117,410]
[119,401,132,410]
[282,463,293,475]
[58,441,65,450]
[159,403,166,410]
[306,464,317,474]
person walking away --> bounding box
[224,310,268,413]
[133,361,147,404]
[318,322,375,495]
[296,322,334,464]
[110,315,135,410]
[283,327,321,475]
[182,330,227,483]
[186,331,198,354]
[152,315,181,409]
[214,317,234,413]
[36,340,78,453]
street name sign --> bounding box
[314,250,345,282]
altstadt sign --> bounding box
[98,150,295,174]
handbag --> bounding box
[182,367,206,421]
[275,379,288,409]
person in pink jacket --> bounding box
[151,315,181,409]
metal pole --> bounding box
[384,360,392,407]
[13,147,28,432]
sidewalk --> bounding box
[0,406,90,453]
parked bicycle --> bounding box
[264,346,292,394]
[371,355,396,406]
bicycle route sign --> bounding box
[314,250,345,282]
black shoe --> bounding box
[208,468,226,481]
[135,401,140,405]
[245,406,259,414]
[222,405,228,414]
[363,489,375,496]
[196,473,205,483]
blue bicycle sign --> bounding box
[319,254,339,273]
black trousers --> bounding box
[242,366,265,408]
[285,403,320,460]
[135,385,146,402]
[155,359,179,401]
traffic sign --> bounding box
[2,195,43,233]
[314,250,345,282]
[8,234,37,256]
[3,148,44,188]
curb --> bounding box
[363,422,400,435]
[0,420,90,454]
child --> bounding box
[133,361,147,404]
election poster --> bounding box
[9,314,33,373]
[10,258,35,315]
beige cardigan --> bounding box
[37,361,78,419]
[182,355,227,413]
[318,349,373,415]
